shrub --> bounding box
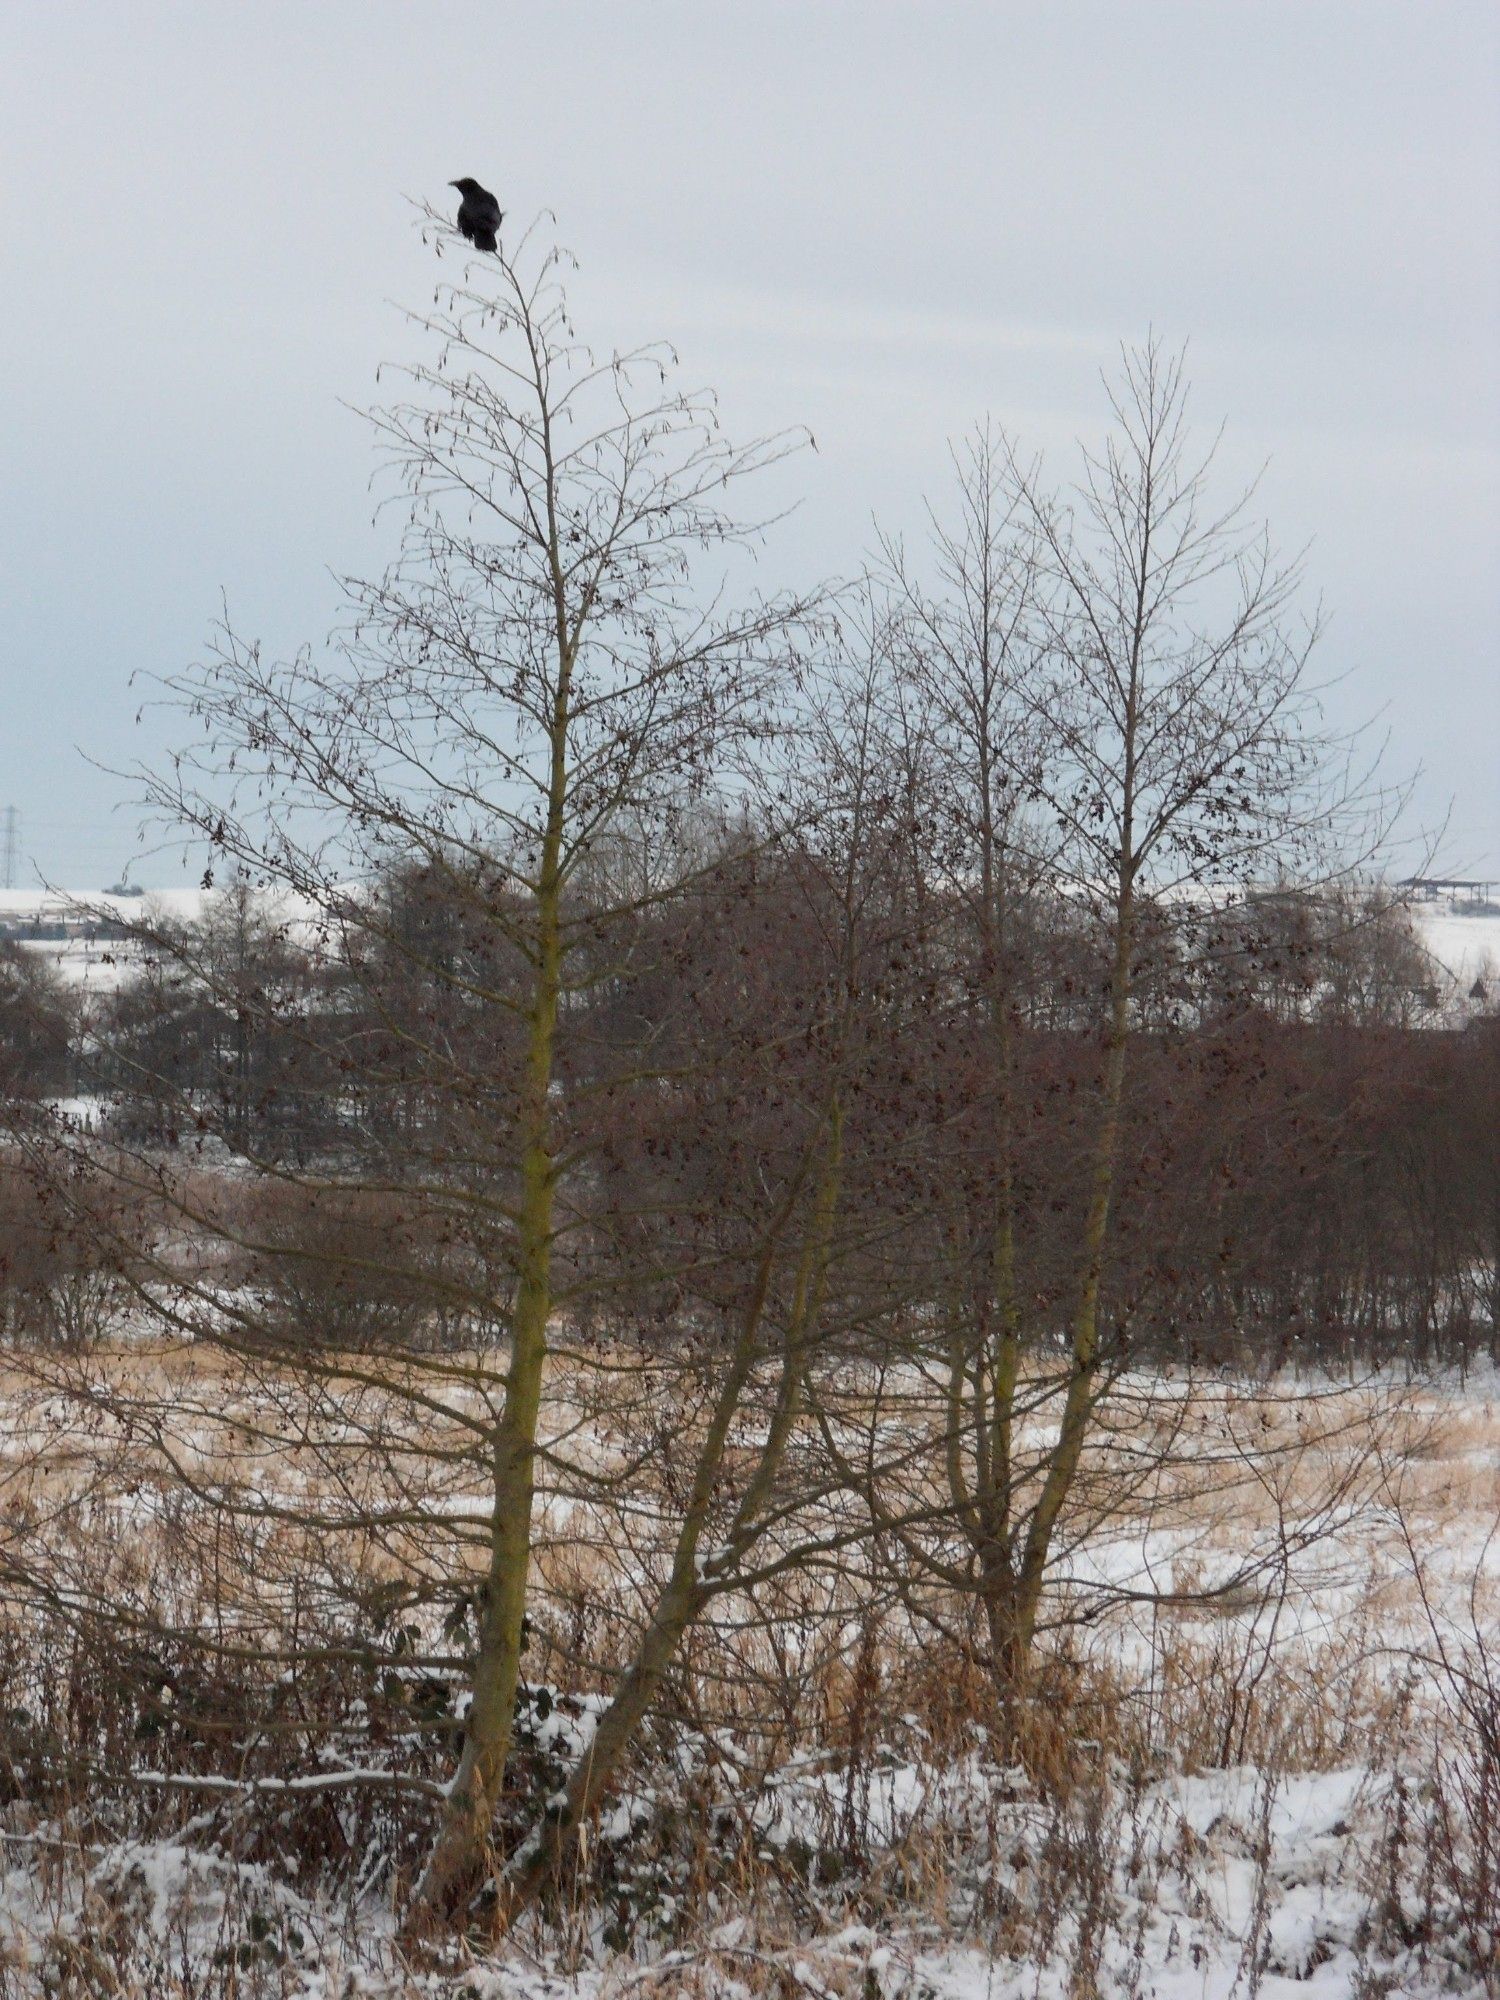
[0,1154,146,1345]
[244,1182,445,1350]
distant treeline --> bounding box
[4,859,1495,1369]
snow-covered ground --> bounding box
[0,1757,1474,1998]
[0,1347,1493,1997]
[0,885,331,992]
[1418,903,1500,994]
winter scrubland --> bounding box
[0,1339,1495,1997]
[1,223,1496,1994]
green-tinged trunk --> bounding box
[410,636,572,1925]
[1001,878,1134,1677]
[503,1102,844,1907]
[962,879,1024,1676]
[409,920,561,1918]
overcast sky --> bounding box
[3,1,1497,887]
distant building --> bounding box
[0,897,131,945]
[1400,877,1495,907]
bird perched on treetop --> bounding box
[449,177,503,253]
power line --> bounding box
[1,806,18,890]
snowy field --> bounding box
[0,887,326,995]
[0,1337,1495,1998]
[1418,906,1500,995]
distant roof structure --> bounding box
[1400,877,1494,903]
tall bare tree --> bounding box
[837,344,1387,1689]
[118,218,815,1918]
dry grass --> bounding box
[0,1334,1495,1994]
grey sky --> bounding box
[3,1,1496,886]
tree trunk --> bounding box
[1003,875,1134,1671]
[501,1104,843,1910]
[409,650,572,1925]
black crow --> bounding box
[449,177,503,254]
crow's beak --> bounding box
[448,180,461,190]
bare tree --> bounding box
[107,217,816,1919]
[834,344,1391,1692]
[870,432,1053,1677]
[996,340,1329,1668]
